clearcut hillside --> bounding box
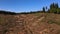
[0,12,60,34]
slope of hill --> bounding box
[0,12,60,34]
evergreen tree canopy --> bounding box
[42,7,45,12]
[49,3,60,13]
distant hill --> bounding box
[0,10,16,15]
[0,10,43,15]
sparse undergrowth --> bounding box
[47,19,60,25]
[0,17,5,25]
[48,20,56,24]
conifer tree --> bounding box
[43,7,45,12]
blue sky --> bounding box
[0,0,60,13]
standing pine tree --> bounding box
[50,3,55,9]
[43,7,45,12]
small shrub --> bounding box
[48,20,60,25]
[48,20,55,24]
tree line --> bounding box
[0,10,16,15]
[42,3,60,14]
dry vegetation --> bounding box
[0,13,60,34]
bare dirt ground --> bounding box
[0,13,60,34]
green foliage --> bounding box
[48,3,60,14]
[50,8,57,13]
[50,8,60,14]
[56,8,60,14]
[48,19,60,25]
[50,3,58,9]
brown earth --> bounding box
[0,13,60,34]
